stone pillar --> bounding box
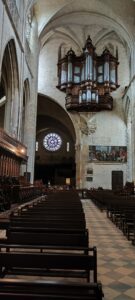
[10,88,19,138]
[80,144,88,188]
[75,143,82,188]
[23,17,39,184]
[130,48,135,182]
[75,141,88,188]
[131,91,135,182]
[126,118,132,182]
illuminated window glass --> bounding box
[67,142,70,152]
[36,141,38,151]
[43,133,62,151]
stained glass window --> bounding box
[43,133,62,151]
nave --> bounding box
[83,200,135,300]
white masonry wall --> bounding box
[38,32,129,189]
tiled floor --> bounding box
[82,199,135,300]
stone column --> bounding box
[131,82,135,182]
[23,17,39,184]
[126,118,132,182]
[75,143,82,188]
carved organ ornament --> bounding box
[57,36,119,112]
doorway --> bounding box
[112,171,123,190]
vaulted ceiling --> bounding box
[29,0,135,122]
[32,0,135,51]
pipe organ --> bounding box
[57,36,119,112]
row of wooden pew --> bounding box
[88,189,135,245]
[0,175,43,211]
[0,190,104,299]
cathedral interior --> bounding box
[1,0,135,190]
[0,1,135,299]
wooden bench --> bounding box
[10,218,86,229]
[0,227,89,253]
[0,218,10,229]
[17,204,84,214]
[0,248,97,282]
[20,206,83,212]
[18,209,84,215]
[12,212,85,220]
[0,278,104,300]
[7,226,87,234]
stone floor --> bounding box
[82,199,135,300]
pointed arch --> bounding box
[0,39,19,137]
[22,78,30,143]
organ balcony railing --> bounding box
[56,36,119,112]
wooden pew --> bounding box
[10,202,86,230]
[0,248,97,282]
[12,212,85,220]
[20,206,83,212]
[9,216,86,229]
[132,218,135,246]
[18,202,83,213]
[10,221,86,230]
[0,278,104,300]
[0,227,89,254]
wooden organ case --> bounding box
[57,36,119,112]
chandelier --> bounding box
[57,36,119,112]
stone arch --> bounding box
[37,93,76,141]
[0,76,6,128]
[35,93,76,186]
[0,39,19,137]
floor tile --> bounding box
[82,199,135,300]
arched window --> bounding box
[1,39,19,137]
[22,79,30,142]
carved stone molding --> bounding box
[79,115,97,135]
